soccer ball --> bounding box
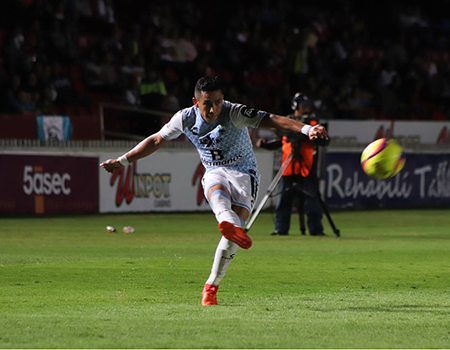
[360,138,405,180]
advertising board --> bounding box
[0,154,98,214]
[325,151,450,208]
[99,149,274,213]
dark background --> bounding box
[1,0,449,138]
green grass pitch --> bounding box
[1,210,449,349]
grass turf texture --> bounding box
[0,210,449,349]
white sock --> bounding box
[206,189,243,286]
[206,237,239,286]
[208,189,241,227]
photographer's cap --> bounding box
[291,92,312,110]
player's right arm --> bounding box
[260,114,328,141]
[100,110,183,173]
[256,138,282,150]
[227,102,328,141]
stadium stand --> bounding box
[0,0,449,140]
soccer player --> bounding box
[100,76,328,306]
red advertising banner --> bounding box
[0,154,98,214]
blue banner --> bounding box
[325,151,450,208]
[37,115,73,141]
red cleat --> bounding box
[218,221,252,249]
[202,283,219,306]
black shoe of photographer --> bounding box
[310,232,326,236]
[271,231,289,236]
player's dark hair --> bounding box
[194,76,223,98]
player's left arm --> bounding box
[259,114,328,141]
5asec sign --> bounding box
[0,154,99,214]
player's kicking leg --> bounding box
[202,188,247,306]
[201,169,256,305]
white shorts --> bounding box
[202,168,259,213]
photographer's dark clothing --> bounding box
[275,175,324,235]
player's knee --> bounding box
[209,189,233,216]
[209,188,230,205]
[209,189,243,226]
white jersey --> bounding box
[159,100,268,182]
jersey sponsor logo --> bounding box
[240,106,258,118]
[201,154,243,167]
[210,149,224,160]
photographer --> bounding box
[257,93,330,236]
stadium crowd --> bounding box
[1,0,450,124]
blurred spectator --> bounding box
[24,72,40,98]
[102,24,123,60]
[159,28,178,63]
[25,20,46,63]
[9,89,36,115]
[53,1,66,22]
[380,60,399,87]
[47,20,79,62]
[37,63,55,91]
[140,69,167,109]
[4,26,26,75]
[123,75,141,106]
[120,54,145,85]
[38,86,58,115]
[75,0,93,17]
[52,62,90,108]
[177,29,198,63]
[160,84,180,112]
[6,74,24,112]
[122,23,142,58]
[51,63,74,105]
[83,51,117,90]
[97,0,115,24]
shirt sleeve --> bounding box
[158,110,183,140]
[228,102,269,129]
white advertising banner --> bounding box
[327,120,450,145]
[99,149,274,213]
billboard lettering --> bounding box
[0,154,98,214]
[325,152,450,208]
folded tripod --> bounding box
[245,153,341,237]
